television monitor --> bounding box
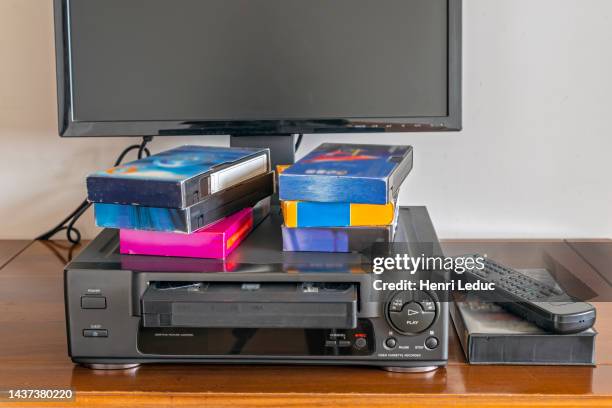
[54,0,461,137]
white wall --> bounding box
[1,0,611,240]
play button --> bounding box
[388,301,436,334]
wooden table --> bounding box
[0,239,611,407]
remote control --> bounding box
[460,255,596,334]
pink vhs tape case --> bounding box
[120,207,254,259]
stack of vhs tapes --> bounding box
[86,145,273,259]
[279,143,413,253]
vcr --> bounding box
[65,206,449,372]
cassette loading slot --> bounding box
[142,282,357,329]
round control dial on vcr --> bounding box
[386,291,437,335]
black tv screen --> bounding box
[56,0,461,136]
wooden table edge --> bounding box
[5,392,612,408]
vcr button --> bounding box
[419,301,436,312]
[425,336,439,350]
[83,329,108,338]
[388,291,412,312]
[354,337,367,349]
[81,296,106,309]
[384,337,397,349]
[388,301,435,334]
[414,291,436,312]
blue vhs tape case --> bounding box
[281,225,394,253]
[279,143,413,204]
[87,145,270,208]
[94,172,274,233]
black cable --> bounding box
[294,134,303,153]
[36,137,153,245]
[137,136,154,161]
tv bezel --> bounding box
[54,0,462,137]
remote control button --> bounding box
[551,286,564,295]
[425,336,439,349]
[385,337,397,349]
